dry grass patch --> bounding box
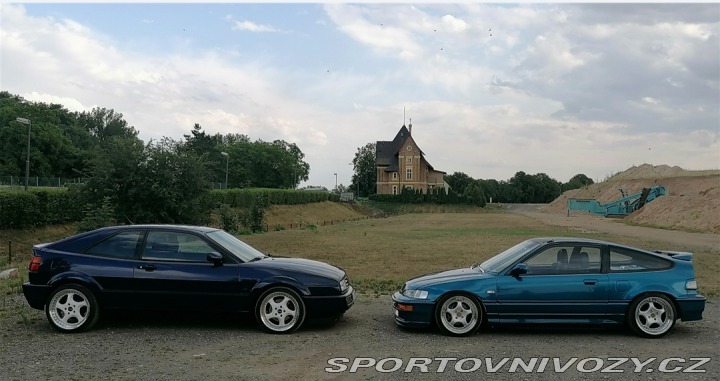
[243,213,719,296]
[242,213,598,293]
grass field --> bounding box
[1,210,718,297]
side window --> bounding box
[84,231,143,259]
[610,248,672,272]
[142,231,216,262]
[524,245,602,275]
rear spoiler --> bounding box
[654,250,693,261]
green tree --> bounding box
[445,172,475,195]
[562,173,594,191]
[464,183,487,207]
[82,136,210,225]
[350,142,376,197]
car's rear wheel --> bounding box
[628,293,676,338]
[255,287,306,334]
[435,293,482,336]
[45,284,99,333]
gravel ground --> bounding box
[0,293,717,381]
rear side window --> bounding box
[84,231,144,259]
[610,247,672,272]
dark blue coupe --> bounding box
[393,237,705,338]
[23,225,355,333]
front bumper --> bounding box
[392,291,435,328]
[22,282,51,310]
[304,286,356,317]
[676,296,705,321]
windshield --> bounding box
[478,240,540,273]
[206,230,266,263]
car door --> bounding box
[132,230,243,311]
[495,243,609,324]
[80,229,146,308]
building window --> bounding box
[407,145,412,151]
[392,186,398,195]
[392,172,397,179]
[406,168,412,180]
[406,157,412,164]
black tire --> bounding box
[45,284,100,333]
[627,293,676,338]
[255,287,306,334]
[435,293,482,336]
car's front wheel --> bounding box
[45,284,99,333]
[255,287,306,334]
[435,293,482,336]
[628,293,676,338]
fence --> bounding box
[0,176,86,189]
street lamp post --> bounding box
[221,152,229,189]
[15,117,31,191]
[334,173,337,191]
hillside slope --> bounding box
[544,164,720,233]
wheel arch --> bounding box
[47,272,103,301]
[250,276,310,307]
[433,290,488,326]
[627,291,680,320]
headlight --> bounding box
[686,280,698,290]
[402,289,429,299]
[339,277,350,293]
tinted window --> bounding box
[610,247,672,272]
[142,231,216,262]
[524,245,602,275]
[84,231,143,259]
[479,240,541,273]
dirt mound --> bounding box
[544,164,720,233]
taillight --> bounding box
[28,256,42,272]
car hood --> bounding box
[252,257,345,281]
[406,267,493,289]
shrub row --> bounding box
[368,188,486,207]
[0,187,340,230]
[0,188,84,229]
[209,188,340,208]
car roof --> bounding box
[527,237,677,258]
[99,224,220,233]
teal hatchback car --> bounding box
[393,237,705,338]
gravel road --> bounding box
[0,292,717,381]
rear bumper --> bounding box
[676,296,705,322]
[304,286,355,317]
[22,282,51,310]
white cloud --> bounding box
[642,97,659,104]
[231,20,278,33]
[441,15,468,33]
[1,3,717,188]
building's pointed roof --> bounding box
[376,124,440,172]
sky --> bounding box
[1,2,718,189]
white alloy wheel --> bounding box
[629,293,676,338]
[436,294,481,336]
[256,287,306,334]
[45,284,99,333]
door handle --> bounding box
[583,279,598,286]
[137,265,156,272]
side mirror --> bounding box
[509,263,528,277]
[207,252,223,267]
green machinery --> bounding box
[567,185,666,218]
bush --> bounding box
[218,203,239,233]
[76,197,115,233]
[209,188,340,208]
[0,188,83,229]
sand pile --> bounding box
[543,164,720,233]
